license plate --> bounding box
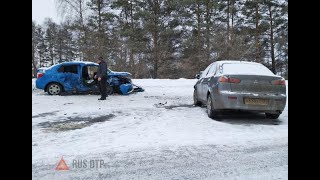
[244,98,269,105]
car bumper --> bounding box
[212,91,286,113]
[35,79,46,89]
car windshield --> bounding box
[221,63,274,76]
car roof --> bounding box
[215,60,262,66]
[213,60,277,77]
[60,61,98,66]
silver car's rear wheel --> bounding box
[47,83,62,95]
[207,94,218,119]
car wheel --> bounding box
[207,94,218,119]
[193,89,201,106]
[47,83,62,95]
[265,113,280,119]
[106,85,114,95]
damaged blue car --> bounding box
[36,61,143,95]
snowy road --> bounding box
[32,79,288,179]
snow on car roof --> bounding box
[43,61,98,70]
[216,60,260,65]
[215,60,277,76]
[61,61,98,65]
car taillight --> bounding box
[272,79,286,85]
[37,73,44,78]
[229,77,241,83]
[219,76,241,83]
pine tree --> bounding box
[34,26,48,67]
[44,18,59,66]
[86,0,117,60]
[263,0,286,74]
[133,0,181,78]
[242,0,266,62]
[32,0,288,79]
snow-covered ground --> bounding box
[32,79,288,180]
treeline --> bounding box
[32,0,288,79]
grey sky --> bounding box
[32,0,60,24]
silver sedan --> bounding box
[193,60,286,119]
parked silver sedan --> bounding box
[193,60,286,119]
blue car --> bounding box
[36,61,134,95]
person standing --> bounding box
[95,56,108,100]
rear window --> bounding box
[37,68,47,73]
[221,63,274,76]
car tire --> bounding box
[207,94,218,119]
[193,89,201,106]
[47,83,63,95]
[265,113,280,119]
[106,85,114,95]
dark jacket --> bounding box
[97,60,108,78]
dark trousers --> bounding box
[98,76,107,98]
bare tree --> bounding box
[32,21,38,78]
[56,0,89,60]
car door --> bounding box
[79,64,98,91]
[198,64,213,102]
[200,64,216,101]
[58,64,80,91]
[205,63,218,95]
[56,65,66,83]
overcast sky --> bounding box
[32,0,60,24]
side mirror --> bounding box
[195,71,203,79]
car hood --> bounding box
[109,71,132,76]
